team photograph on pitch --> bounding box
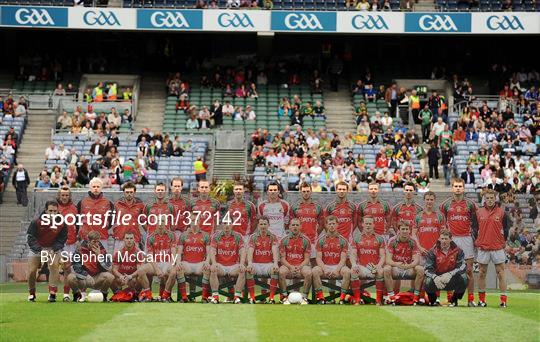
[29,176,510,307]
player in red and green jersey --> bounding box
[475,189,511,308]
[312,216,351,305]
[246,217,280,304]
[176,221,211,302]
[414,191,445,258]
[111,232,144,294]
[144,182,175,239]
[357,182,391,236]
[323,181,357,240]
[279,218,312,304]
[290,182,323,258]
[257,182,290,239]
[350,217,386,305]
[226,182,257,240]
[192,180,222,236]
[169,178,191,240]
[138,222,177,302]
[383,222,424,304]
[209,224,246,304]
[439,178,478,306]
[390,182,423,240]
[56,186,79,301]
[114,182,145,252]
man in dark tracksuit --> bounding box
[27,200,68,302]
[424,230,468,306]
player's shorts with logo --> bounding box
[391,267,415,279]
[182,261,204,274]
[216,263,240,276]
[251,263,274,276]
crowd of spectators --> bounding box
[82,82,133,103]
[56,105,133,133]
[250,125,430,192]
[0,94,28,119]
[504,192,540,266]
[40,127,198,189]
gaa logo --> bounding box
[151,11,190,28]
[15,8,54,25]
[83,10,120,26]
[419,15,457,31]
[284,13,322,30]
[352,15,388,30]
[218,13,254,28]
[487,15,524,31]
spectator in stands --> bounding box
[210,99,223,127]
[108,109,122,130]
[54,84,66,96]
[37,173,51,189]
[57,111,73,130]
[428,142,440,179]
[461,166,475,185]
[381,112,393,131]
[45,143,58,160]
[57,144,69,161]
[12,164,29,206]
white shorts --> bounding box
[452,236,476,260]
[354,265,376,279]
[156,262,173,274]
[476,249,506,265]
[251,263,274,276]
[182,261,204,274]
[323,265,341,276]
[217,264,239,276]
[391,267,414,279]
[310,245,317,259]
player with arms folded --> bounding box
[209,224,246,304]
[279,218,312,305]
[383,222,424,304]
[56,187,78,301]
[113,182,145,252]
[424,230,468,307]
[312,216,351,305]
[290,182,323,261]
[246,217,279,304]
[169,178,192,240]
[67,230,114,302]
[475,189,511,308]
[176,221,211,303]
[258,182,290,239]
[27,200,67,302]
[349,217,386,305]
[357,182,391,239]
[226,182,257,241]
[440,178,478,307]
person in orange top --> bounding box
[453,126,466,142]
[475,189,511,308]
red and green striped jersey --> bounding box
[357,199,391,235]
[351,233,385,266]
[387,236,418,264]
[316,234,348,266]
[324,200,356,240]
[169,195,191,232]
[439,198,477,237]
[211,231,243,266]
[179,230,209,263]
[147,230,176,262]
[191,197,221,235]
[144,200,175,235]
[391,201,423,230]
[415,211,445,252]
[291,201,323,244]
[249,232,277,263]
[226,199,256,237]
[279,233,310,266]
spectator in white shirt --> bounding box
[107,109,122,129]
[57,144,69,160]
[309,159,322,181]
[432,117,446,137]
[15,104,26,117]
[85,107,97,126]
[246,105,256,120]
[45,143,58,160]
[276,151,290,168]
[222,101,234,117]
[265,149,279,166]
[306,132,320,149]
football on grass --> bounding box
[288,292,303,304]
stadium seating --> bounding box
[163,84,326,133]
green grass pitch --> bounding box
[1,283,539,341]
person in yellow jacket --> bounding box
[107,83,117,101]
[92,82,104,102]
[409,89,421,121]
[123,87,133,102]
[193,156,207,181]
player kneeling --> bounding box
[312,216,351,305]
[279,218,312,305]
[209,224,246,304]
[383,222,424,305]
[246,217,279,304]
[110,232,144,301]
[424,230,468,307]
[67,231,114,302]
[350,217,386,305]
[176,222,211,303]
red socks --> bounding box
[48,285,57,295]
[351,280,361,303]
[500,294,507,303]
[269,278,278,300]
[376,280,385,304]
[479,291,486,303]
[247,279,255,300]
[63,285,70,295]
[468,292,475,302]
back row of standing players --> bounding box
[33,176,510,306]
